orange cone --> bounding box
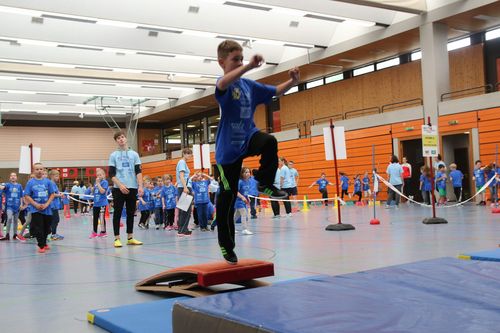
[260,197,268,209]
[105,205,110,219]
[64,204,71,219]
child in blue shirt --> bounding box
[162,175,177,231]
[214,40,299,264]
[24,163,55,253]
[138,178,152,229]
[90,168,109,238]
[419,166,432,205]
[152,176,165,230]
[234,167,253,235]
[485,163,498,206]
[0,172,25,242]
[362,171,371,198]
[449,163,464,202]
[309,173,334,206]
[472,160,486,206]
[49,170,65,241]
[352,175,362,202]
[340,172,349,200]
[435,165,447,205]
[191,172,212,232]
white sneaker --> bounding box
[271,215,281,219]
[287,213,292,217]
[242,229,253,235]
[384,205,391,209]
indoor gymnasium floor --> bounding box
[1,203,499,332]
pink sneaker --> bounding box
[98,232,108,238]
[89,232,98,239]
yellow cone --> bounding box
[302,195,310,211]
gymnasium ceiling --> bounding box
[0,0,498,125]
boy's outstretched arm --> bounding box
[216,54,264,91]
[276,67,300,96]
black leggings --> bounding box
[139,210,150,225]
[216,131,278,252]
[320,188,328,205]
[354,191,362,202]
[93,206,106,233]
[165,208,175,226]
[454,187,462,202]
[31,213,51,249]
[112,188,138,236]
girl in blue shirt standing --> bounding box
[234,167,253,235]
[176,148,193,236]
[90,168,109,238]
[352,175,362,202]
[162,175,177,231]
[191,172,212,232]
[472,160,486,206]
[419,166,432,205]
[362,171,371,199]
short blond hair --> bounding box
[449,163,457,170]
[217,40,242,60]
[49,169,60,177]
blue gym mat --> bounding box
[174,258,500,333]
[87,275,329,333]
[87,297,187,333]
[459,248,500,262]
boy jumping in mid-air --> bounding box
[214,40,299,264]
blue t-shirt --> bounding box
[248,176,259,196]
[93,180,109,207]
[354,179,361,193]
[24,178,54,215]
[316,178,329,190]
[176,159,191,189]
[449,170,463,188]
[486,169,497,187]
[84,187,92,201]
[235,179,251,209]
[273,170,281,190]
[50,181,62,210]
[281,165,293,189]
[215,78,276,164]
[62,193,70,205]
[435,171,447,190]
[386,163,403,185]
[4,183,23,212]
[473,168,485,187]
[420,174,432,191]
[362,177,370,191]
[340,176,349,190]
[192,180,210,205]
[289,168,298,187]
[138,188,151,211]
[152,186,164,208]
[162,185,177,209]
[108,149,141,189]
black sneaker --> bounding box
[183,231,192,236]
[221,247,238,265]
[258,185,287,198]
[0,234,9,241]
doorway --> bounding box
[400,139,425,202]
[442,133,471,200]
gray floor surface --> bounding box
[1,203,499,332]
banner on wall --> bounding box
[61,168,78,179]
[193,144,211,170]
[85,167,97,177]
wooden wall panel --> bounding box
[137,129,162,156]
[438,112,478,133]
[0,126,116,162]
[254,104,267,130]
[449,44,485,93]
[392,119,425,139]
[478,107,500,163]
[279,61,423,126]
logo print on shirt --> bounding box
[232,87,241,100]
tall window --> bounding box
[163,126,181,153]
[208,115,220,143]
[185,119,204,146]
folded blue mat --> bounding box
[175,258,500,333]
[460,248,500,262]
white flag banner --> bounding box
[19,146,41,174]
[323,126,347,160]
[193,144,211,169]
